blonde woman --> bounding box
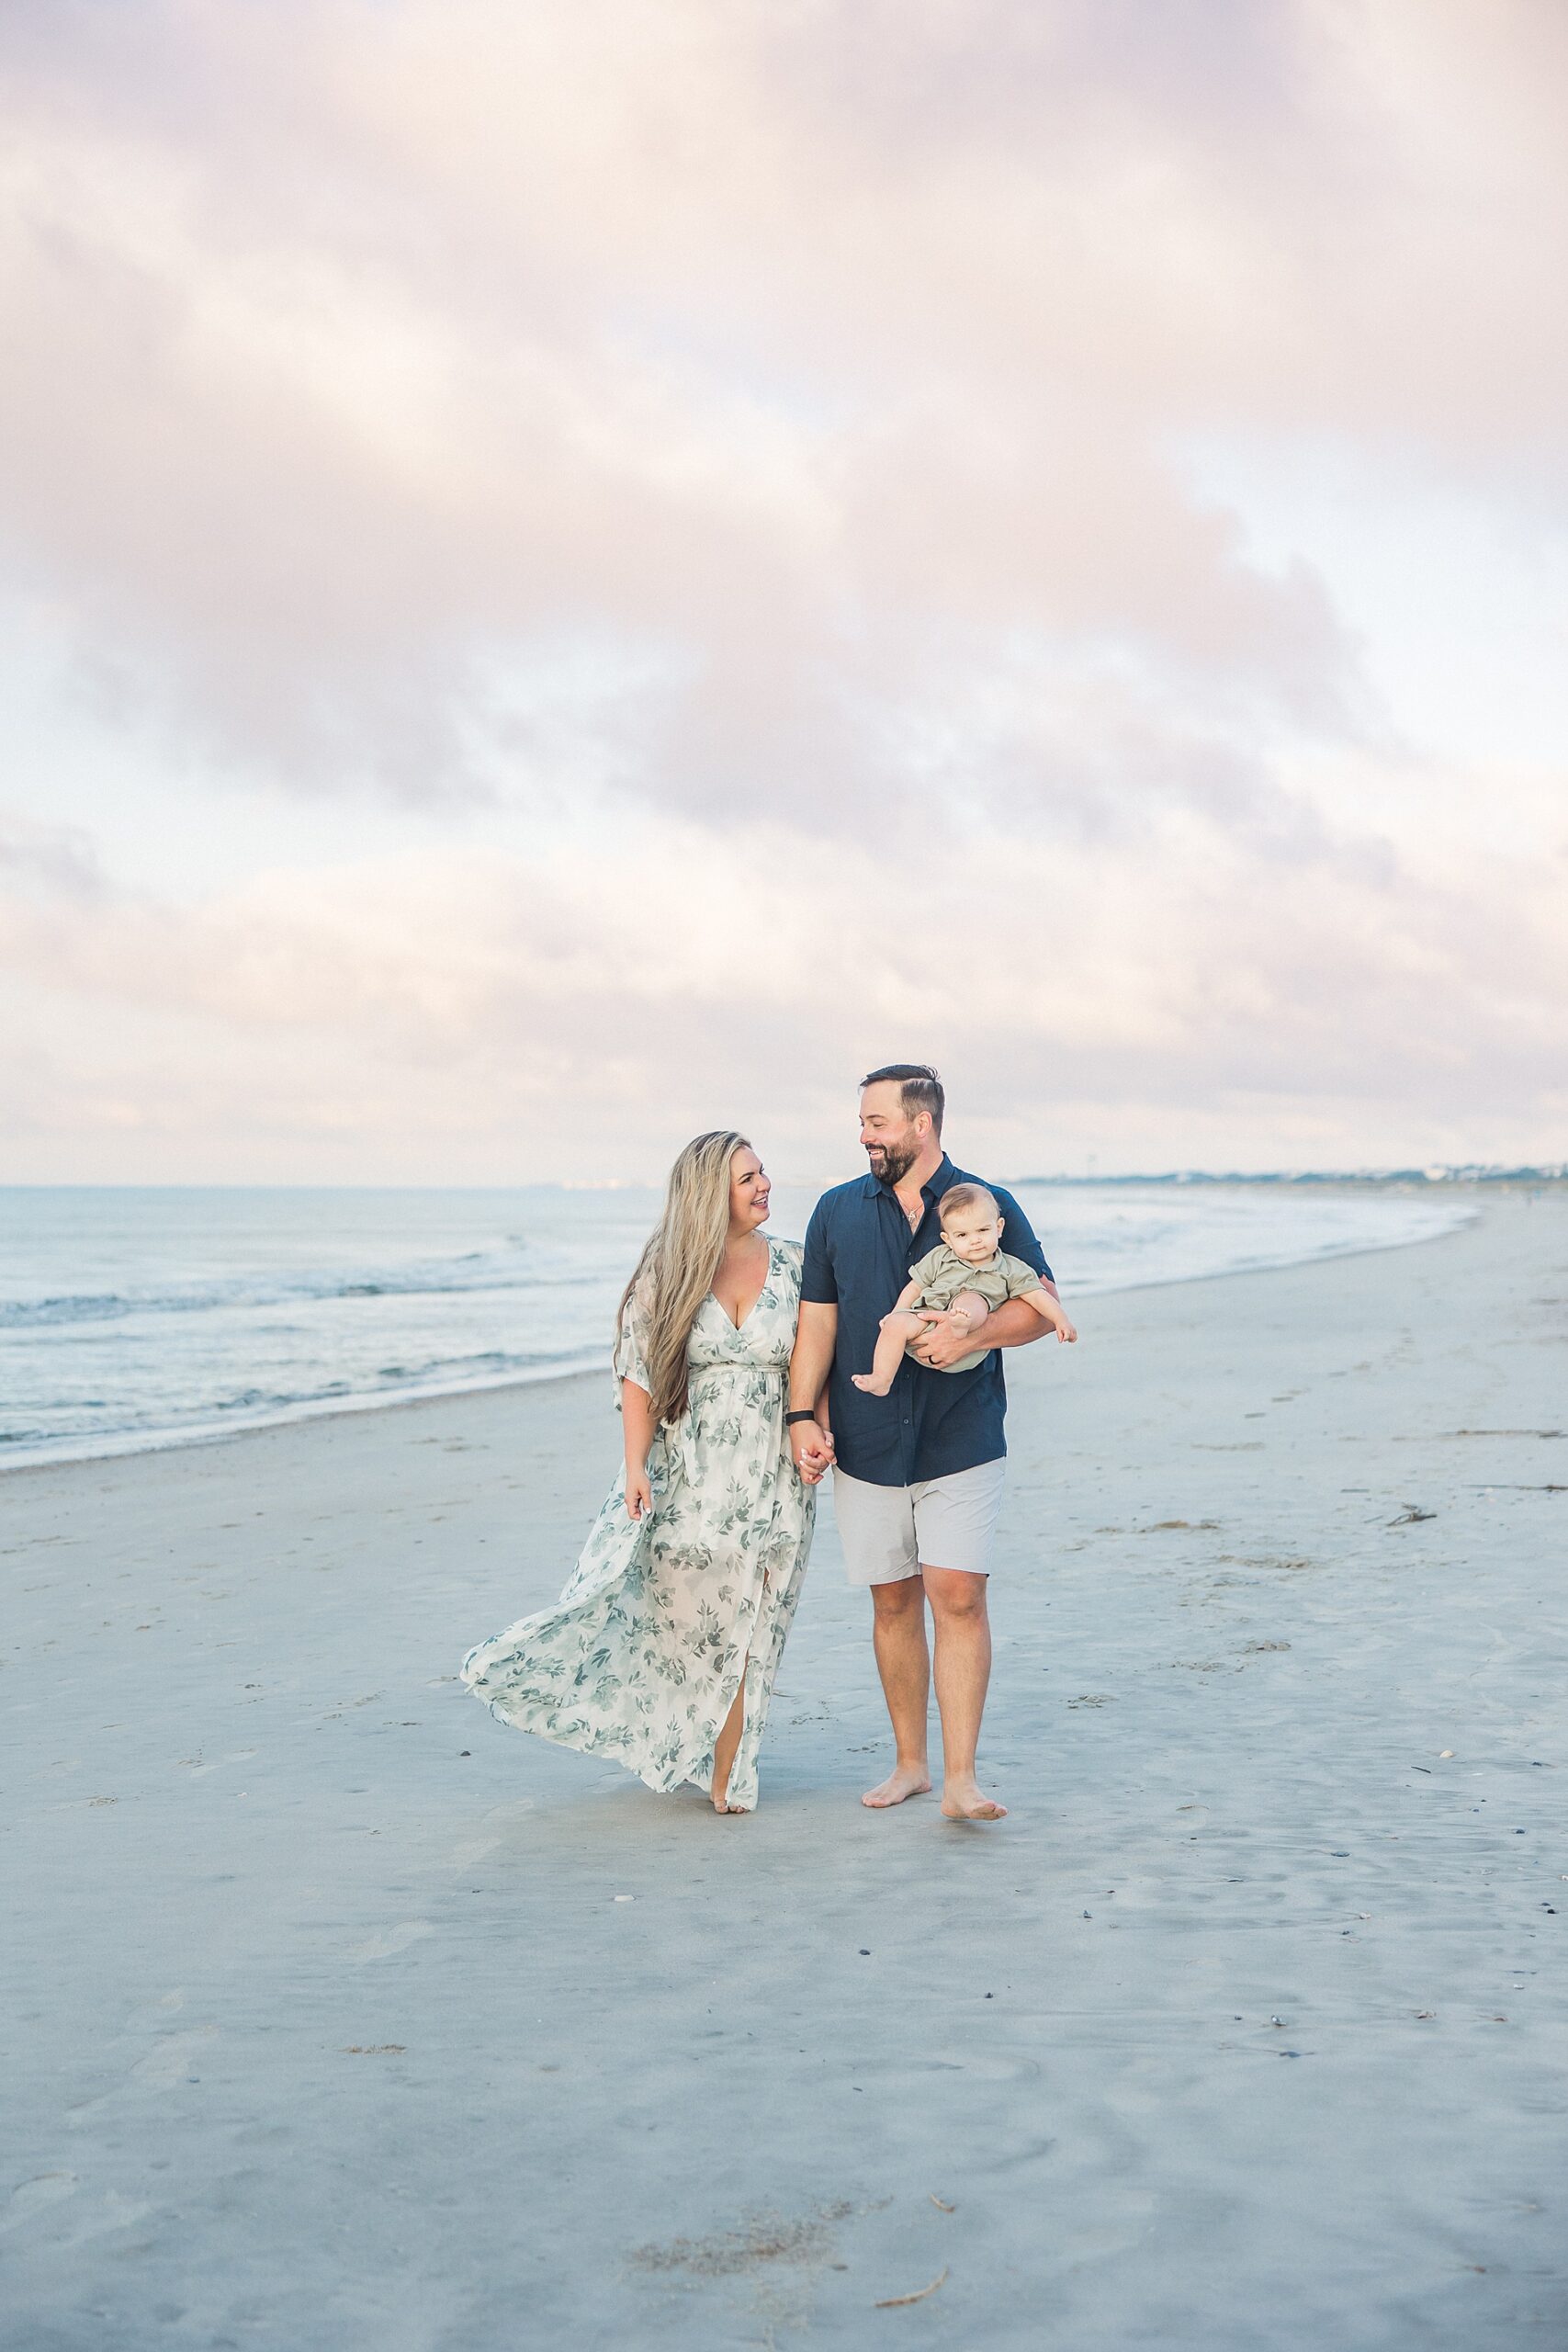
[461,1134,818,1813]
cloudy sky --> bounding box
[3,0,1565,1185]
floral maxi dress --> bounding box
[460,1238,816,1812]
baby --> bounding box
[852,1182,1077,1395]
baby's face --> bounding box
[942,1207,1003,1264]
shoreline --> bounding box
[0,1193,1480,1478]
[0,1355,608,1481]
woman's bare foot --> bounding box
[941,1776,1008,1821]
[862,1762,933,1808]
[851,1371,895,1395]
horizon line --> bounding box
[2,1162,1564,1194]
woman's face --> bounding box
[728,1148,770,1232]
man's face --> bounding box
[859,1082,925,1186]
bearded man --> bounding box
[787,1065,1063,1821]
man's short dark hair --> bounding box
[859,1062,944,1136]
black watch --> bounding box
[784,1409,818,1426]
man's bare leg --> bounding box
[924,1565,1007,1820]
[861,1577,932,1806]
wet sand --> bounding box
[5,1193,1566,2348]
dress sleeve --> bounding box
[613,1286,654,1393]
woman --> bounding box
[460,1133,817,1813]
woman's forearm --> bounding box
[621,1379,656,1470]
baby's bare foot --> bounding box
[941,1776,1008,1822]
[862,1763,932,1808]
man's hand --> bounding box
[911,1293,1055,1367]
[908,1311,988,1371]
[790,1419,836,1485]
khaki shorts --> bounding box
[831,1457,1007,1585]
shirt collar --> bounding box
[863,1151,955,1205]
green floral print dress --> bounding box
[460,1238,816,1812]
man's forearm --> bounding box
[788,1305,838,1412]
[970,1293,1056,1351]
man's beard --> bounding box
[867,1137,918,1186]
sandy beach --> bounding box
[5,1193,1566,2350]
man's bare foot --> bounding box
[851,1372,894,1395]
[941,1776,1008,1821]
[861,1763,932,1808]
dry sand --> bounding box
[4,1193,1566,2349]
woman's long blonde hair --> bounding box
[616,1130,752,1426]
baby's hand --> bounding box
[1053,1310,1077,1344]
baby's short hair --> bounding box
[939,1182,998,1224]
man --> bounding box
[787,1065,1059,1821]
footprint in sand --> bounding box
[453,1802,536,1872]
[2,2174,79,2231]
[183,1748,257,1778]
[126,1989,186,2030]
[453,1835,502,1870]
[350,1920,434,1962]
[131,2028,219,2088]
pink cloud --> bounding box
[1,1,1564,1172]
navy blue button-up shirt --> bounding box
[801,1154,1051,1488]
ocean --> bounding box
[0,1181,1475,1470]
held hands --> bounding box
[790,1419,836,1486]
[625,1464,653,1521]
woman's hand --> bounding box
[625,1465,653,1521]
[790,1419,835,1485]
